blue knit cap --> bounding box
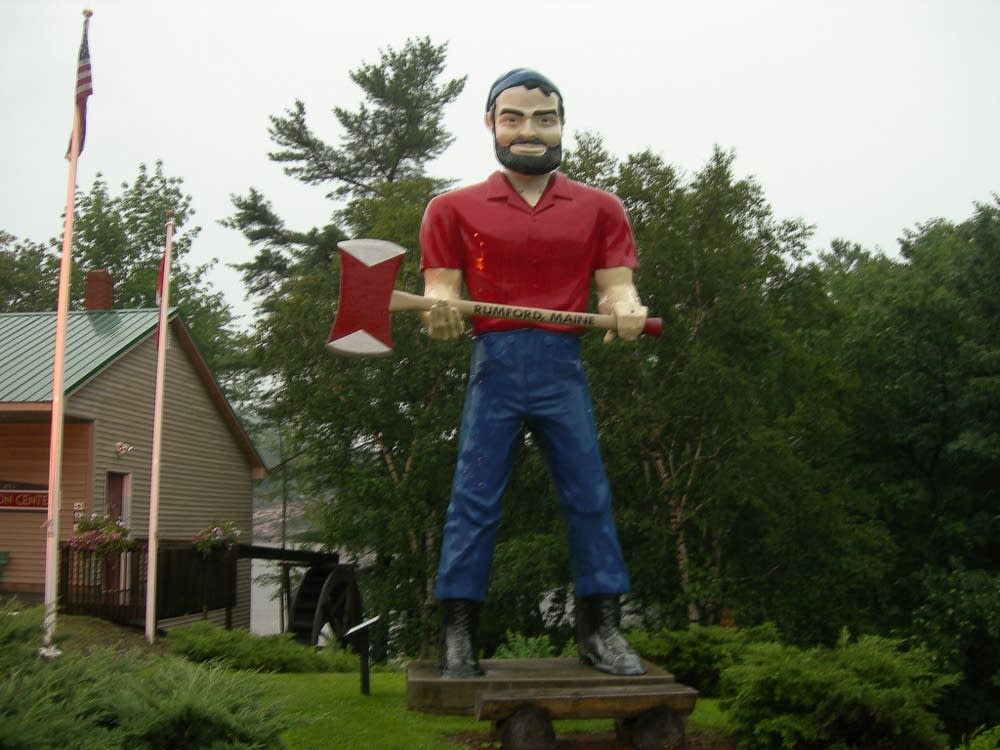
[486,68,563,113]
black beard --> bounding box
[494,141,562,175]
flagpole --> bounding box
[43,8,93,651]
[145,211,174,643]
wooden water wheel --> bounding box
[288,562,363,647]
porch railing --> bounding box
[59,539,237,627]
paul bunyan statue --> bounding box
[420,68,650,678]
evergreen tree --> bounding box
[225,38,466,656]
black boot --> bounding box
[438,599,485,678]
[576,595,646,676]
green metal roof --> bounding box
[0,309,168,403]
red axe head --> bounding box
[326,239,406,356]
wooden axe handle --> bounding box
[389,290,663,337]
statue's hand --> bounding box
[603,300,648,344]
[424,299,465,340]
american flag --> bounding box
[66,13,93,158]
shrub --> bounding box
[720,631,957,750]
[492,629,563,659]
[953,725,1000,750]
[0,604,290,749]
[112,658,289,748]
[627,623,779,696]
[1,601,123,749]
[0,597,45,667]
[318,642,366,673]
[168,621,355,672]
[0,649,128,749]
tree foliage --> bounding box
[0,231,60,312]
[562,140,888,644]
[267,36,465,199]
[819,197,1000,734]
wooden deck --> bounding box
[406,657,697,718]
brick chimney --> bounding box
[84,269,114,311]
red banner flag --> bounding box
[66,12,94,158]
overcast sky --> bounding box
[3,0,998,324]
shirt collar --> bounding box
[486,171,573,202]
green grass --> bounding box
[256,670,726,750]
[685,697,728,733]
[259,671,477,750]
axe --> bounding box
[326,238,663,357]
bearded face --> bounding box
[488,85,564,176]
[494,139,563,175]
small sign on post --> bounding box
[345,615,381,695]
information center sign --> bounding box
[0,490,48,510]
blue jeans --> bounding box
[435,329,631,602]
